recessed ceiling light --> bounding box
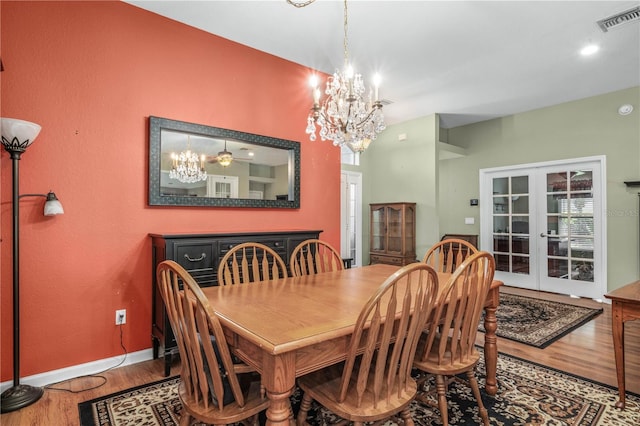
[580,44,599,56]
[618,104,634,115]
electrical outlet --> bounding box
[115,309,126,325]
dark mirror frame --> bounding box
[148,116,300,208]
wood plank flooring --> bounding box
[1,287,639,426]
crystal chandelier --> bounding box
[169,135,207,183]
[291,0,386,153]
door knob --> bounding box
[540,233,547,238]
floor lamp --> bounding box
[0,117,64,413]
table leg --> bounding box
[263,352,296,426]
[483,289,499,396]
[611,301,626,409]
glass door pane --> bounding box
[543,170,595,284]
[371,206,386,252]
[492,175,531,276]
[387,206,402,253]
[404,205,415,258]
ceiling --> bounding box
[124,1,640,128]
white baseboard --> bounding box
[0,349,154,393]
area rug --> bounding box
[79,350,639,426]
[479,292,603,348]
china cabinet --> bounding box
[369,202,416,266]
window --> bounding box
[340,145,360,166]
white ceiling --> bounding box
[124,1,640,128]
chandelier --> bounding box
[289,0,386,153]
[169,135,207,183]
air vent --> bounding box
[378,98,393,106]
[597,6,640,32]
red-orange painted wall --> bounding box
[0,1,339,380]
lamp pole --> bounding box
[1,119,45,413]
[1,149,44,413]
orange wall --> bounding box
[0,1,340,380]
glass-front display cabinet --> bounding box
[369,202,416,266]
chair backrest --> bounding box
[440,233,478,248]
[422,238,478,273]
[417,251,495,367]
[289,239,344,277]
[337,263,440,406]
[156,260,247,410]
[217,242,287,285]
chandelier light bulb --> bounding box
[373,73,381,101]
[345,65,354,79]
[309,74,319,89]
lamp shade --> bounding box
[44,192,64,216]
[0,118,41,153]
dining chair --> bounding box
[218,242,287,285]
[289,238,344,277]
[413,251,495,426]
[422,238,478,273]
[156,260,269,426]
[296,263,440,426]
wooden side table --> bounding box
[604,280,640,409]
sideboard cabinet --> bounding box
[150,230,321,375]
[369,202,416,266]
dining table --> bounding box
[201,263,503,425]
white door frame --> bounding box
[479,155,607,300]
[340,170,363,267]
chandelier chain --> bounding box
[343,0,349,67]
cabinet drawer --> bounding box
[370,254,404,266]
[219,238,287,257]
[175,242,215,276]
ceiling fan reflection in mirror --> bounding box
[207,140,253,167]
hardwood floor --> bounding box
[1,287,639,426]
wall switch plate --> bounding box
[465,217,475,225]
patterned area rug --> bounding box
[78,350,639,426]
[479,293,603,348]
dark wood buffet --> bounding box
[149,229,322,375]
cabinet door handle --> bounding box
[184,253,206,262]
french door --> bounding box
[480,156,606,300]
[340,171,362,267]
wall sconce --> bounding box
[1,118,64,413]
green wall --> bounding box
[356,114,441,262]
[348,86,639,291]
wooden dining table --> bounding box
[201,263,503,425]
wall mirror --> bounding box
[149,116,300,208]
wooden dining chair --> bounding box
[422,238,478,274]
[413,251,495,426]
[218,242,287,285]
[156,260,269,426]
[289,238,344,277]
[296,263,440,426]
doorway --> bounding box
[480,156,606,300]
[340,171,362,267]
